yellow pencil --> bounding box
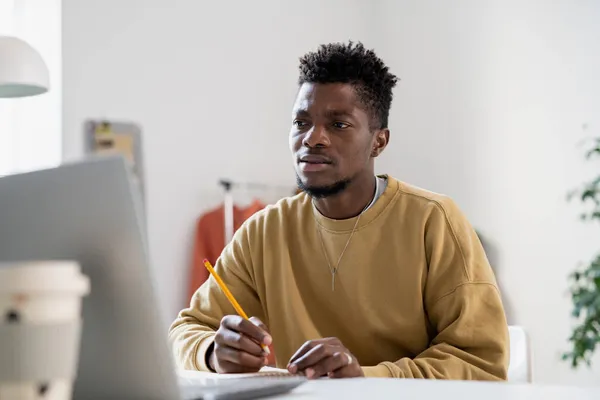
[202,259,270,355]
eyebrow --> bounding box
[292,109,355,119]
[324,109,355,119]
[293,109,310,118]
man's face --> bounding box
[289,83,382,196]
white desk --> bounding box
[269,378,600,400]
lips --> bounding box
[298,154,332,172]
[299,155,332,164]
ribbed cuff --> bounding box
[194,334,216,372]
[362,363,394,378]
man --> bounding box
[169,41,509,380]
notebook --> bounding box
[177,366,293,384]
[176,367,306,399]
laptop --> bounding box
[0,156,306,399]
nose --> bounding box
[302,125,330,148]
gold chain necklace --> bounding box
[313,178,379,291]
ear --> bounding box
[371,128,390,157]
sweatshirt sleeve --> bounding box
[168,221,264,371]
[362,197,509,380]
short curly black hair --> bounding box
[298,41,398,130]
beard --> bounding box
[296,174,353,199]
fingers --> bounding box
[213,315,272,374]
[305,351,350,379]
[215,345,269,370]
[215,328,267,357]
[222,315,272,346]
[248,317,271,355]
[328,363,356,379]
[287,341,319,367]
[288,340,342,374]
[288,337,338,366]
[249,316,269,333]
[287,338,362,379]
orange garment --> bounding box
[188,199,266,302]
[188,199,274,364]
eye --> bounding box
[333,121,350,129]
[293,120,308,128]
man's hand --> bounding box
[287,337,364,379]
[209,315,272,374]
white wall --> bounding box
[0,0,62,176]
[62,0,374,323]
[376,0,600,386]
[63,0,599,386]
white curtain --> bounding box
[0,0,61,176]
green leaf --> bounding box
[581,189,597,202]
[564,136,600,370]
[585,146,600,159]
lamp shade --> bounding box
[0,36,50,98]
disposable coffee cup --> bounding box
[0,261,90,400]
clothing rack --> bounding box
[218,179,292,192]
[218,179,293,244]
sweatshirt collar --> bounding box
[310,175,398,233]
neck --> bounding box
[313,173,376,220]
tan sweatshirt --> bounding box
[168,176,509,380]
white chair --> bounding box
[507,325,533,383]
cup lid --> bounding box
[0,261,90,294]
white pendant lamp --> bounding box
[0,36,50,98]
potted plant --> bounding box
[563,137,600,368]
